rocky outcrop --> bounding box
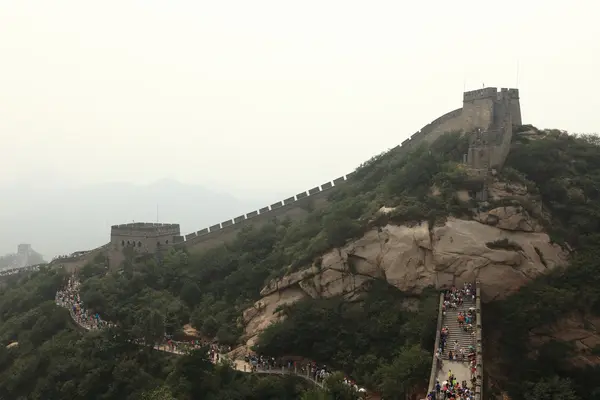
[475,206,543,233]
[239,213,569,351]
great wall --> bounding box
[43,86,523,400]
[49,86,521,273]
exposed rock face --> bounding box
[239,214,569,352]
[488,180,529,200]
[475,206,543,233]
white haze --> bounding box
[0,0,598,257]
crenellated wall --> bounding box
[51,244,110,273]
[50,86,522,270]
[110,222,180,238]
[167,174,355,255]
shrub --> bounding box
[485,238,523,252]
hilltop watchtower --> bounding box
[462,87,522,200]
[108,222,180,268]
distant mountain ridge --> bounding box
[0,179,273,258]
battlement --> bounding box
[498,87,519,100]
[110,223,180,238]
[463,87,499,102]
[464,87,519,102]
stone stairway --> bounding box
[441,298,476,359]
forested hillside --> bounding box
[484,128,600,400]
[1,127,599,399]
[0,268,350,399]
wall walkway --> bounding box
[428,283,483,400]
[0,264,41,277]
[56,281,355,391]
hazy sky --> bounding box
[1,0,599,197]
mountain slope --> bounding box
[3,127,600,399]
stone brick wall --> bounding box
[108,223,181,269]
[51,244,110,273]
[428,293,445,393]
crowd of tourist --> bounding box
[429,370,476,400]
[54,274,487,400]
[55,277,232,358]
[55,277,114,330]
[55,275,367,398]
[0,264,40,276]
[244,354,366,395]
[428,283,480,400]
[51,250,93,262]
[152,338,228,360]
[442,283,475,311]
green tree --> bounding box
[301,388,329,400]
[141,385,177,400]
[374,344,431,400]
[323,372,360,400]
[526,376,580,400]
[179,281,201,307]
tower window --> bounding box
[137,241,142,247]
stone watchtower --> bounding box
[108,222,181,269]
[16,244,32,269]
[463,87,522,200]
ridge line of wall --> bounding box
[53,86,519,264]
[49,103,471,263]
[168,105,468,249]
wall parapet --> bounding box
[428,293,445,393]
[167,173,355,247]
[111,223,181,238]
[463,87,498,102]
[48,243,110,265]
[415,108,463,141]
[475,281,483,400]
[498,87,519,100]
[110,222,179,230]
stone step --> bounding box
[439,300,477,359]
